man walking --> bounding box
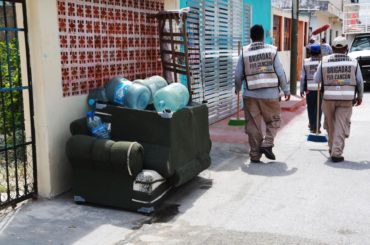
[235,25,290,163]
[305,36,317,58]
[314,36,363,162]
[300,44,322,133]
[320,37,333,56]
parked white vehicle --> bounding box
[347,34,370,87]
[343,1,370,88]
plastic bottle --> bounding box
[87,87,109,109]
[105,76,151,110]
[133,76,168,104]
[86,111,110,139]
[153,83,190,113]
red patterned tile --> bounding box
[68,19,76,33]
[69,35,77,48]
[79,66,87,78]
[61,51,69,65]
[71,67,79,80]
[58,0,164,97]
[71,81,80,96]
[58,2,66,15]
[62,67,70,80]
[86,20,93,33]
[94,35,101,48]
[93,21,100,33]
[88,67,95,79]
[86,36,93,48]
[67,2,76,16]
[80,81,88,94]
[59,18,67,32]
[77,20,84,33]
[79,52,86,64]
[77,4,84,17]
[85,5,92,18]
[94,51,102,63]
[60,35,68,48]
[108,22,115,34]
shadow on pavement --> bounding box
[241,161,298,177]
[209,142,249,172]
[325,160,370,170]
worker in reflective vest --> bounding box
[314,36,363,162]
[235,25,290,163]
[300,44,322,133]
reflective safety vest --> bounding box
[303,57,320,91]
[321,54,358,101]
[242,42,279,90]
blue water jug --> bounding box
[87,87,108,108]
[86,111,110,139]
[105,76,150,110]
[153,83,190,113]
[104,76,131,105]
[134,76,168,104]
[125,83,151,110]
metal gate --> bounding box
[184,0,243,124]
[0,0,37,209]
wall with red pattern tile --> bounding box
[57,0,164,97]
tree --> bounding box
[0,39,24,145]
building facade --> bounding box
[272,7,309,82]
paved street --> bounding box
[0,93,370,245]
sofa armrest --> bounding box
[66,135,143,177]
[70,118,90,136]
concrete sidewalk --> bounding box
[4,95,370,245]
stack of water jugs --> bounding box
[86,75,190,138]
[88,75,190,113]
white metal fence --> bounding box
[186,0,244,123]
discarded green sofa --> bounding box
[66,103,212,213]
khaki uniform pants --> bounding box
[322,100,352,157]
[243,97,281,160]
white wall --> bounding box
[164,0,179,10]
[330,0,343,11]
[273,8,309,83]
[311,13,343,45]
[278,51,291,82]
[27,0,87,198]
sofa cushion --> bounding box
[132,170,171,206]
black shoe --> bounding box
[331,156,344,162]
[250,159,262,163]
[260,147,276,160]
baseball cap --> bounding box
[310,44,321,54]
[332,36,348,48]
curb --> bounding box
[280,95,306,112]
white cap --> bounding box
[332,36,348,48]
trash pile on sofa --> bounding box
[66,76,211,213]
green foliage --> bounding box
[0,39,24,145]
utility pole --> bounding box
[290,0,299,95]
